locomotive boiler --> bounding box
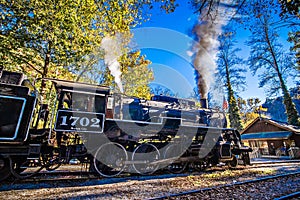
[0,69,251,181]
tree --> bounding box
[191,0,299,71]
[277,0,300,71]
[287,31,300,70]
[191,0,246,20]
[217,28,246,92]
[245,0,300,125]
[72,49,107,85]
[118,51,154,99]
[225,88,242,130]
[278,0,300,17]
[290,82,300,99]
[0,0,102,96]
[263,97,291,122]
[0,0,178,99]
[216,28,245,130]
[238,97,262,127]
[150,84,177,97]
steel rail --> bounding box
[3,160,300,185]
[150,171,300,200]
[274,191,300,200]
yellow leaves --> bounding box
[258,105,268,112]
[1,0,157,99]
[99,0,142,33]
[103,49,153,99]
[255,169,275,175]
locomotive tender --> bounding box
[0,69,251,181]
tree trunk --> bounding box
[278,73,299,125]
[264,21,300,125]
[40,42,51,99]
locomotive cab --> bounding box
[33,79,112,167]
[0,70,41,181]
[50,79,110,135]
[0,70,39,144]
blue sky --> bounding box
[131,27,196,98]
[132,1,294,102]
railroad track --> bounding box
[1,161,300,199]
[275,191,300,200]
[151,171,300,199]
[3,160,300,185]
[238,160,300,169]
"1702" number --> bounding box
[60,116,101,128]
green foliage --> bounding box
[0,0,100,96]
[95,0,140,35]
[1,0,177,100]
[120,51,154,99]
[227,88,243,131]
[94,0,178,35]
[282,85,300,125]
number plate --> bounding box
[54,110,105,133]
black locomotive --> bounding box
[0,69,251,181]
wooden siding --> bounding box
[292,135,300,147]
[243,119,284,134]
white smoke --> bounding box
[190,0,236,99]
[101,34,124,93]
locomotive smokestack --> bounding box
[200,98,208,109]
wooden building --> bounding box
[241,117,300,157]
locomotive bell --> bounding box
[200,98,208,109]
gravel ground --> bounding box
[173,173,300,200]
[0,164,300,199]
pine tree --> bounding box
[217,28,245,130]
[245,0,300,125]
[227,84,243,131]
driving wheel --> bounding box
[93,142,127,177]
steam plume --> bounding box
[190,0,236,99]
[101,34,124,93]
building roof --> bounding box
[241,117,300,134]
[241,131,292,140]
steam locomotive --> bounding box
[0,69,251,181]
